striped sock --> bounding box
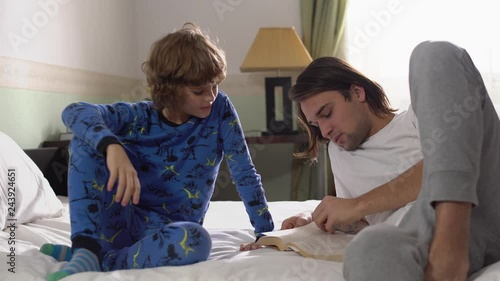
[47,248,101,281]
[39,244,72,262]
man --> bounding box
[283,51,423,232]
[286,41,500,281]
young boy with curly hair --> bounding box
[40,22,274,281]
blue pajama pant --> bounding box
[67,138,211,271]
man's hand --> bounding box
[312,196,363,233]
[281,211,313,230]
[106,144,141,206]
[423,201,471,281]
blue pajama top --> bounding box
[62,91,274,235]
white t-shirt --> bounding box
[328,105,423,226]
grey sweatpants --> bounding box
[343,41,500,281]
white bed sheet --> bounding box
[1,197,499,281]
[0,198,345,281]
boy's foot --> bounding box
[39,244,72,262]
[46,248,100,281]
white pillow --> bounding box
[0,131,64,230]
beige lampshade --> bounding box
[240,27,313,72]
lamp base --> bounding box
[265,77,294,134]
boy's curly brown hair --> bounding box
[142,22,227,110]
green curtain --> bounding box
[301,0,349,58]
[291,0,349,200]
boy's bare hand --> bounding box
[281,211,312,230]
[106,144,141,206]
[239,242,263,251]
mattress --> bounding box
[1,198,499,281]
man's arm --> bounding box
[281,211,368,234]
[335,219,369,234]
[312,160,423,231]
[353,160,423,219]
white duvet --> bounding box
[0,198,499,281]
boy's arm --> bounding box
[62,102,139,152]
[218,95,274,235]
[424,201,471,281]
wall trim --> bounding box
[0,57,142,98]
[0,56,302,99]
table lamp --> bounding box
[240,27,313,135]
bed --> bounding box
[1,132,500,281]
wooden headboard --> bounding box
[24,147,69,196]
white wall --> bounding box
[1,0,138,78]
[1,0,301,78]
[135,0,302,77]
[0,0,141,148]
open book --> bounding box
[255,223,354,262]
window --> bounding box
[345,0,500,109]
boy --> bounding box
[41,23,274,281]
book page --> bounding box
[287,232,352,261]
[256,223,354,260]
[257,223,322,244]
[259,223,325,244]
